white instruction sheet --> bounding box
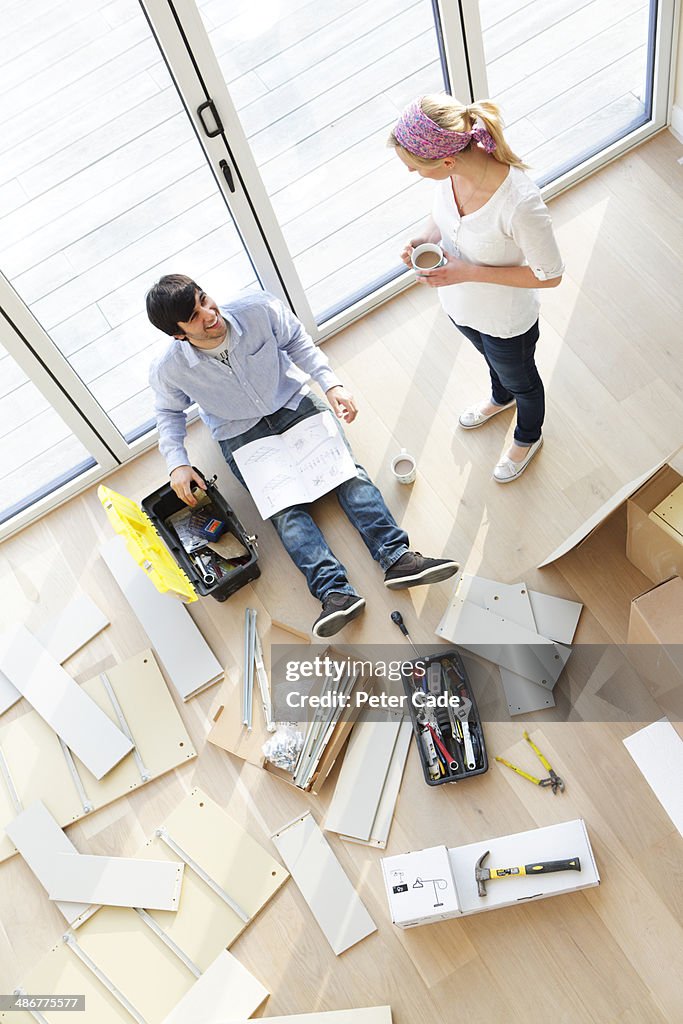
[232,411,357,518]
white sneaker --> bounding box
[459,399,515,429]
[493,436,543,483]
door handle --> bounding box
[219,159,235,194]
[197,98,223,138]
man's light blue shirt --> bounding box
[149,291,341,474]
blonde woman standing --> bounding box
[391,95,564,482]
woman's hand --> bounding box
[400,237,429,268]
[415,251,474,287]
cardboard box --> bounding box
[650,481,683,544]
[628,576,683,645]
[381,820,599,926]
[207,641,369,794]
[540,447,683,575]
[626,466,683,584]
[381,845,459,928]
[627,578,683,699]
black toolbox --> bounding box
[141,469,260,602]
[403,648,488,786]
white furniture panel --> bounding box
[0,625,132,778]
[272,811,376,956]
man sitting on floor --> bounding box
[146,275,458,637]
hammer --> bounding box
[475,850,581,897]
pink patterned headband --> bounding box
[394,99,496,159]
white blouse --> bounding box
[432,166,564,338]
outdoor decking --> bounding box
[0,0,650,518]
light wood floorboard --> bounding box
[0,132,682,1022]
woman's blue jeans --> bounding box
[219,394,408,600]
[452,319,544,445]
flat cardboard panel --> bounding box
[272,811,377,956]
[48,852,184,911]
[0,650,197,864]
[138,789,289,969]
[538,453,675,566]
[101,536,223,701]
[5,801,90,924]
[161,950,269,1024]
[0,626,132,779]
[324,712,402,841]
[36,592,109,664]
[221,1009,392,1024]
[448,818,599,915]
[623,719,683,836]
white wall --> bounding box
[671,2,683,140]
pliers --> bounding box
[495,730,565,794]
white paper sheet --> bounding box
[232,411,357,518]
[623,719,683,836]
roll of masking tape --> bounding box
[391,449,417,485]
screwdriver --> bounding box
[390,610,421,657]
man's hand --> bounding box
[415,251,474,287]
[170,465,207,506]
[326,385,358,424]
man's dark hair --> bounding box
[145,274,201,336]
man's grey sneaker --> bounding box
[384,552,459,590]
[312,592,366,638]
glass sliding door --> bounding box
[474,0,661,185]
[0,341,96,525]
[0,0,261,446]
[194,0,450,323]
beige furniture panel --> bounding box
[0,942,131,1024]
[138,788,289,968]
[222,1008,392,1024]
[0,651,196,863]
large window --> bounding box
[478,0,657,185]
[0,0,675,537]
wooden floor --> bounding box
[0,0,650,513]
[0,128,682,1022]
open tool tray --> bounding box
[142,469,260,602]
[403,648,488,786]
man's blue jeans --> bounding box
[219,394,409,601]
[452,319,544,445]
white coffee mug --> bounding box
[411,243,445,272]
[391,449,417,485]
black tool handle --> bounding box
[524,858,581,875]
[391,610,409,637]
